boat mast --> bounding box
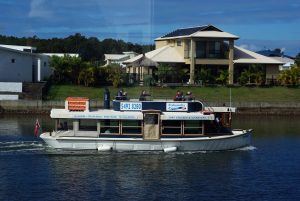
[229,87,232,108]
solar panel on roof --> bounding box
[161,25,222,38]
[162,26,207,38]
[163,26,203,38]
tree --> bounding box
[216,69,228,85]
[49,55,72,83]
[0,33,153,62]
[295,53,300,67]
[49,55,84,84]
[238,64,265,85]
[156,64,172,84]
[195,68,213,85]
[105,64,126,88]
[278,65,300,86]
[78,63,97,87]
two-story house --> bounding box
[124,25,283,85]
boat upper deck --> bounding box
[51,98,235,120]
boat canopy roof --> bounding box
[50,108,215,120]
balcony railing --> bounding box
[184,49,228,59]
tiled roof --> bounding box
[234,46,284,64]
[123,45,184,64]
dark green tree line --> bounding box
[0,33,154,62]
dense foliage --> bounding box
[0,33,154,62]
[49,55,129,87]
[278,65,300,86]
[238,64,265,85]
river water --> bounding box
[0,114,300,201]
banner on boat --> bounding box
[166,103,188,111]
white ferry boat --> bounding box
[40,95,252,152]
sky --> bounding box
[0,0,299,56]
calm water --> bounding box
[0,114,300,201]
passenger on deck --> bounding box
[116,89,128,100]
[57,122,63,130]
[139,90,150,101]
[123,92,128,100]
[174,90,184,101]
[185,91,193,101]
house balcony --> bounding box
[184,50,230,65]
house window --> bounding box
[44,62,47,67]
[196,41,206,58]
[177,40,182,46]
[208,41,222,58]
[184,40,191,58]
[11,59,15,63]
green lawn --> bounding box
[46,84,300,102]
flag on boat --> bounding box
[34,119,41,137]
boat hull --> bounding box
[40,129,252,151]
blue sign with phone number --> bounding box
[120,102,142,111]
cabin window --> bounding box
[144,114,158,125]
[100,120,120,134]
[56,119,73,130]
[161,120,181,135]
[184,121,203,135]
[79,119,97,131]
[121,120,142,135]
[11,58,15,63]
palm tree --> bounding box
[105,64,126,88]
[156,64,172,84]
[216,69,228,85]
[238,64,265,86]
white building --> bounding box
[271,57,295,71]
[0,44,36,53]
[0,45,51,82]
[42,53,79,57]
[104,51,138,67]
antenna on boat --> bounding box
[229,87,232,126]
[229,87,232,108]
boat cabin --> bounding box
[50,97,235,138]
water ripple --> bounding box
[0,141,45,153]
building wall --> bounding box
[155,40,168,49]
[0,49,33,82]
[266,64,280,80]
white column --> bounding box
[37,58,41,82]
[189,39,195,84]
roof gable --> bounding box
[234,46,284,64]
[161,25,222,38]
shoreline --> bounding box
[1,100,300,115]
